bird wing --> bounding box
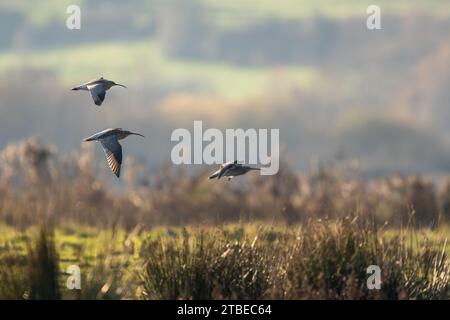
[88,84,106,106]
[83,128,115,141]
[218,163,235,179]
[86,77,104,85]
[100,136,122,177]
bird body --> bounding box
[72,77,127,106]
[83,128,144,177]
[209,161,260,181]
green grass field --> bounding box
[0,222,448,299]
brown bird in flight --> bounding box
[72,77,127,106]
[209,160,261,181]
[83,128,144,177]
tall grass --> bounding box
[26,227,60,299]
[285,219,449,299]
[140,221,449,300]
[0,250,28,299]
[0,221,448,300]
[140,228,276,299]
[0,226,60,299]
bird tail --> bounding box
[83,136,96,142]
[71,84,88,91]
[209,170,220,179]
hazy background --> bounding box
[1,0,450,178]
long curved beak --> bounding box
[130,132,145,138]
[248,167,261,171]
[114,83,127,89]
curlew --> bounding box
[83,128,144,177]
[72,77,127,106]
[208,160,261,181]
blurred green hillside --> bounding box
[0,40,322,101]
[1,0,450,176]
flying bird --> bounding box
[83,128,144,177]
[208,161,261,181]
[72,77,127,106]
